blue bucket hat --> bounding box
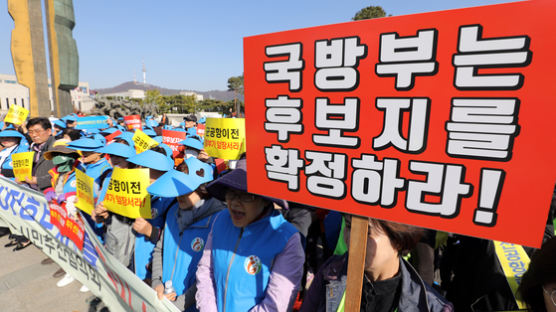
[66,137,105,152]
[127,150,173,172]
[52,119,67,129]
[147,169,201,197]
[183,157,214,184]
[143,128,157,137]
[115,131,135,147]
[96,142,136,158]
[179,137,203,151]
[186,127,197,137]
[0,129,25,140]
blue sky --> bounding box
[0,0,517,91]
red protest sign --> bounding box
[244,0,556,248]
[49,203,84,250]
[104,130,123,142]
[162,129,187,158]
[197,124,206,137]
[123,115,141,130]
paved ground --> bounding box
[0,233,97,312]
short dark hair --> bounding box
[27,117,52,130]
[519,237,556,312]
[344,215,423,254]
[62,128,82,141]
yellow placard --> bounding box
[103,167,151,219]
[204,118,246,160]
[10,151,34,181]
[4,105,29,125]
[75,169,95,215]
[132,129,159,153]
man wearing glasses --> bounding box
[23,117,57,191]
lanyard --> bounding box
[493,241,530,310]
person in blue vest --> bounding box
[0,128,30,179]
[91,142,137,268]
[149,157,225,311]
[126,146,175,282]
[195,158,305,312]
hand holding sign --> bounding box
[4,105,29,125]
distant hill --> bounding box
[92,81,243,102]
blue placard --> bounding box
[75,116,110,129]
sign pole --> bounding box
[344,215,368,312]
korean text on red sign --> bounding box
[243,0,556,248]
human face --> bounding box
[81,151,102,164]
[177,191,201,210]
[28,124,51,144]
[544,283,556,312]
[225,189,266,228]
[185,121,196,129]
[0,137,19,148]
[344,216,400,282]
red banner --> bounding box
[197,124,206,137]
[162,129,187,158]
[244,0,556,247]
[123,115,141,130]
[49,203,85,250]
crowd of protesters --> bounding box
[0,112,554,312]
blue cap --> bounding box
[61,114,77,122]
[52,119,67,129]
[96,142,136,158]
[66,137,105,152]
[142,128,157,137]
[198,117,206,124]
[186,127,197,137]
[184,157,214,184]
[147,169,200,197]
[100,127,118,135]
[115,132,135,147]
[179,137,203,151]
[152,136,163,144]
[127,150,173,172]
[0,129,25,139]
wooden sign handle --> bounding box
[344,215,368,312]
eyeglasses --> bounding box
[543,287,556,307]
[225,190,257,203]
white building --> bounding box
[101,88,145,100]
[179,91,204,101]
[0,73,95,115]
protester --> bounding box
[183,115,197,130]
[149,157,225,311]
[300,214,453,312]
[0,128,30,179]
[196,158,305,312]
[92,142,137,268]
[24,117,56,191]
[126,146,175,282]
[519,237,556,312]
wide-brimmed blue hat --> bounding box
[186,127,197,137]
[115,131,135,147]
[96,142,136,158]
[127,150,173,172]
[0,129,25,139]
[206,158,288,209]
[198,117,206,124]
[100,127,118,135]
[179,137,203,151]
[66,137,105,152]
[147,169,200,197]
[143,128,157,137]
[52,119,67,129]
[61,114,77,122]
[183,157,214,184]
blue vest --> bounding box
[162,204,216,298]
[135,196,174,279]
[211,209,298,312]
